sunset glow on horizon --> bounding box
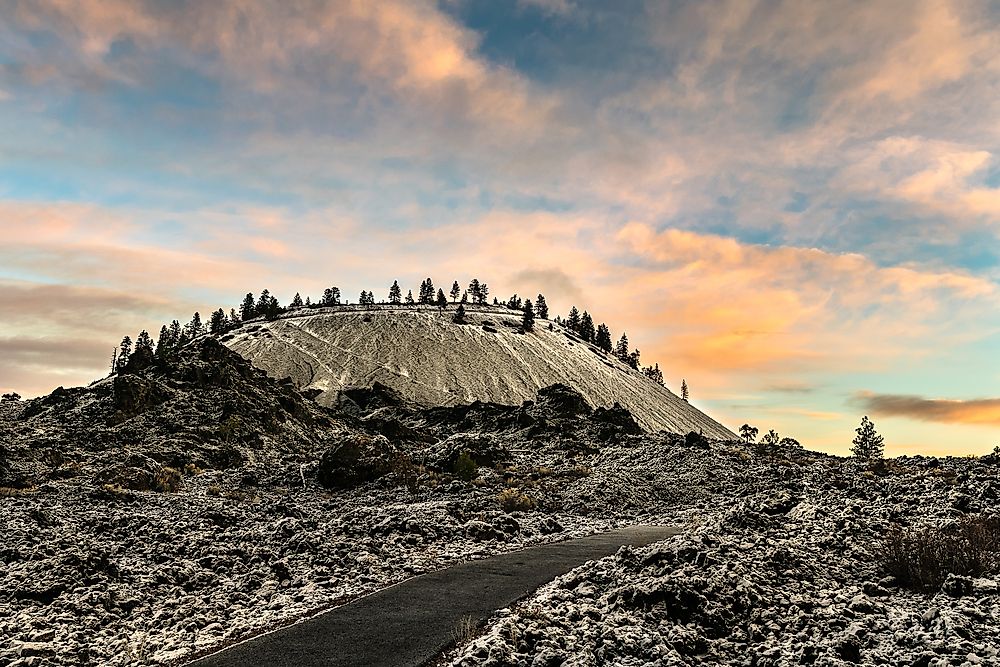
[1,0,998,456]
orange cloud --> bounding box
[854,392,1000,426]
[609,222,998,389]
[858,0,987,101]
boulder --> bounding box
[591,404,643,436]
[336,382,405,413]
[533,384,592,418]
[317,434,399,489]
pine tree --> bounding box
[256,289,272,316]
[417,278,435,304]
[567,307,581,332]
[579,311,595,342]
[322,287,341,306]
[452,303,466,324]
[240,293,256,321]
[156,325,171,358]
[117,336,132,372]
[739,424,759,444]
[468,279,481,304]
[681,379,689,401]
[643,363,663,385]
[506,294,520,310]
[185,312,203,338]
[304,296,311,307]
[595,323,612,352]
[627,348,641,370]
[535,294,548,319]
[209,308,226,334]
[615,332,629,361]
[761,429,780,452]
[460,290,468,304]
[405,290,415,304]
[290,292,304,309]
[389,280,402,304]
[229,308,240,325]
[450,281,461,302]
[436,288,447,307]
[131,330,155,369]
[168,320,182,347]
[522,299,535,332]
[851,416,884,460]
[480,282,489,304]
[110,347,118,374]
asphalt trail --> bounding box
[188,525,679,667]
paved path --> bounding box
[188,525,679,667]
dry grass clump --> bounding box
[498,488,537,513]
[0,486,36,498]
[150,466,183,493]
[881,514,1000,590]
[451,615,478,645]
[206,484,222,497]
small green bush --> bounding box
[452,451,478,481]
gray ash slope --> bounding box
[223,304,734,439]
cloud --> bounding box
[764,383,818,394]
[8,0,557,138]
[0,280,184,396]
[517,0,576,17]
[506,268,584,303]
[611,222,998,382]
[853,392,1000,426]
[856,0,992,102]
[837,137,1000,227]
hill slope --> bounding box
[224,305,735,439]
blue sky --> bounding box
[1,0,998,454]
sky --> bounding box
[1,0,998,456]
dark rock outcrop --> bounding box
[317,434,400,490]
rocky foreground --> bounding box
[2,338,999,666]
[445,454,1000,667]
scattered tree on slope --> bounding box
[522,299,535,332]
[535,294,548,320]
[852,416,884,460]
[739,424,759,444]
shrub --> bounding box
[452,451,478,481]
[881,515,1000,590]
[0,486,35,497]
[498,488,536,513]
[151,467,182,493]
[452,615,478,645]
[206,484,221,496]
